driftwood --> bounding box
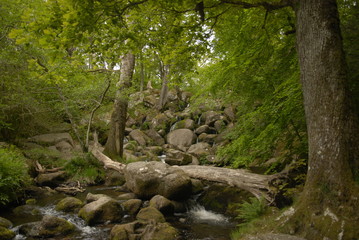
[55,182,86,196]
[35,160,64,174]
[90,132,126,172]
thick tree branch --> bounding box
[220,0,292,11]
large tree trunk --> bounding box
[290,0,359,238]
[105,53,135,158]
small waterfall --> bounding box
[158,154,166,163]
[188,204,229,225]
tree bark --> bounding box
[105,53,135,158]
[289,0,359,238]
[158,63,170,111]
[295,0,358,198]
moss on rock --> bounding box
[0,226,15,240]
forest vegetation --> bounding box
[0,0,359,239]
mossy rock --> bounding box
[0,217,12,228]
[56,197,84,213]
[198,183,252,216]
[122,199,142,215]
[78,196,123,225]
[136,207,166,223]
[141,222,179,240]
[0,226,15,240]
[39,215,76,237]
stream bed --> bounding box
[1,186,236,240]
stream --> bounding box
[1,186,236,240]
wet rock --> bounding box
[55,197,84,213]
[19,215,76,238]
[122,199,143,215]
[36,171,67,187]
[166,129,196,148]
[28,133,74,146]
[13,204,41,216]
[0,217,12,228]
[0,226,15,240]
[136,207,166,223]
[124,161,192,200]
[149,195,174,215]
[79,195,124,225]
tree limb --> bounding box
[220,0,292,11]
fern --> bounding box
[236,197,267,224]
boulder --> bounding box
[166,129,196,148]
[150,113,170,131]
[117,193,137,200]
[0,226,15,240]
[149,195,174,215]
[28,133,74,146]
[124,161,192,200]
[129,129,151,146]
[145,146,163,156]
[187,142,212,157]
[85,193,109,203]
[141,222,179,240]
[214,119,227,132]
[145,129,165,146]
[198,133,217,145]
[164,149,193,166]
[136,207,166,223]
[0,217,12,228]
[55,140,73,152]
[203,111,226,127]
[19,215,75,238]
[78,195,124,225]
[105,170,126,186]
[194,125,210,135]
[55,197,84,213]
[171,119,195,130]
[36,171,67,187]
[122,199,142,215]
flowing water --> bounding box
[1,186,235,240]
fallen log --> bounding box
[177,165,276,203]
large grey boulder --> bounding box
[28,133,74,146]
[78,195,124,225]
[166,129,196,148]
[19,215,75,238]
[124,161,192,200]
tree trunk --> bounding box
[105,53,135,158]
[158,64,170,110]
[290,0,359,238]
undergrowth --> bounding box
[65,153,105,185]
[0,146,30,206]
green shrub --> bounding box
[64,154,105,184]
[236,197,267,224]
[0,147,30,205]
